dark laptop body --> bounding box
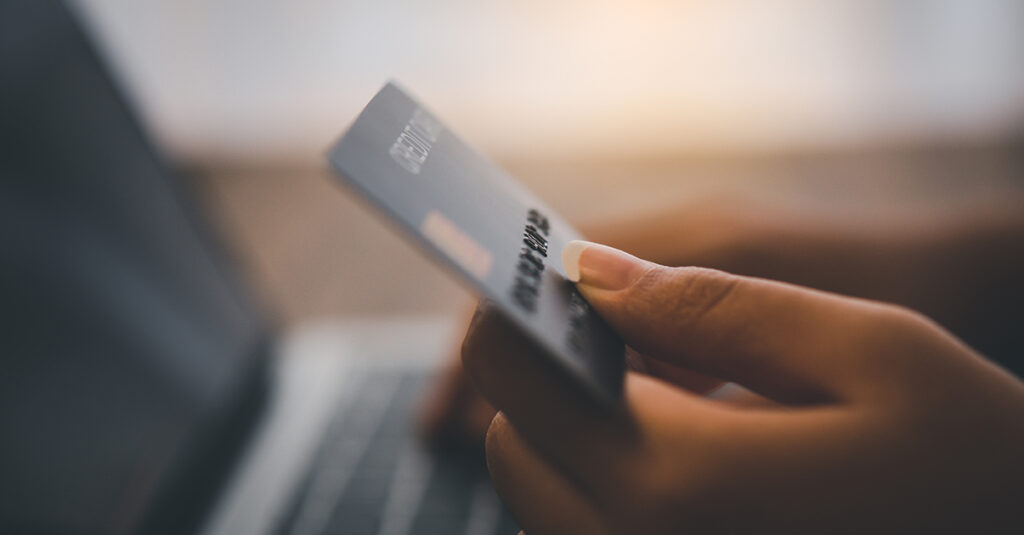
[1,3,516,535]
[1,1,272,533]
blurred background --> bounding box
[71,0,1024,325]
[4,2,1023,533]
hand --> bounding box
[420,198,1024,449]
[415,205,727,449]
[463,241,1024,534]
[417,199,761,448]
[417,304,498,451]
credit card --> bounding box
[327,82,624,404]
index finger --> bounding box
[461,302,711,503]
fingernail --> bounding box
[561,240,648,291]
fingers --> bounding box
[418,305,496,449]
[563,240,895,403]
[462,306,718,509]
[461,302,645,493]
[485,413,608,535]
[417,349,495,450]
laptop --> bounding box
[0,2,517,534]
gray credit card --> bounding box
[327,81,624,404]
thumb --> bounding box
[562,240,883,403]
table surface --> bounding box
[192,146,1024,326]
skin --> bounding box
[418,200,1024,533]
[419,201,1024,447]
[466,259,1024,534]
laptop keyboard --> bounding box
[277,369,519,535]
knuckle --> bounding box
[607,471,701,532]
[860,302,942,352]
[631,460,685,511]
[605,441,710,530]
[848,301,960,394]
[623,266,740,337]
[872,301,924,326]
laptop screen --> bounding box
[0,1,270,533]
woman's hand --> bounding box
[462,242,1024,534]
[420,199,1024,450]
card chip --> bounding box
[421,210,493,280]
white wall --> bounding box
[73,0,1024,163]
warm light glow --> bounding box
[74,0,1024,163]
